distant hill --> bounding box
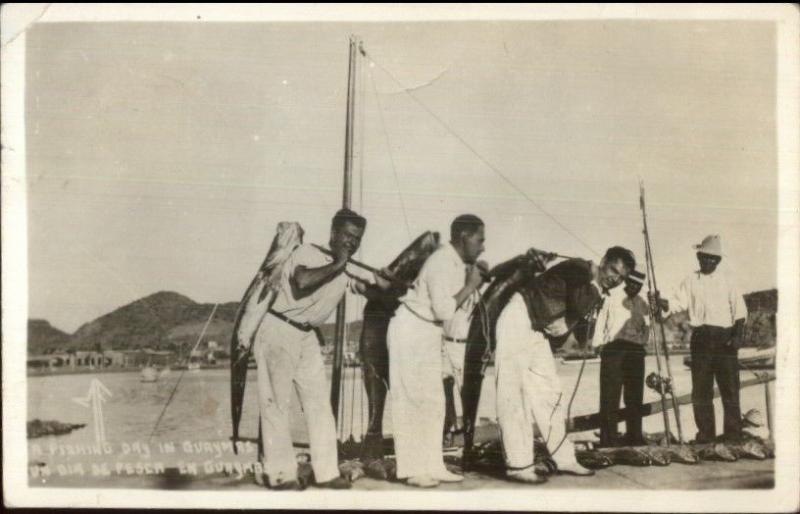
[560,288,778,354]
[27,320,70,354]
[743,289,777,347]
[64,291,239,352]
[650,288,777,350]
[28,291,361,355]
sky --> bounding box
[25,20,778,333]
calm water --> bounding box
[28,355,772,452]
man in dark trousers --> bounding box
[654,234,747,443]
[592,269,649,447]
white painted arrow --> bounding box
[71,378,112,444]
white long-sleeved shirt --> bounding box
[592,287,650,347]
[667,268,747,329]
[400,243,477,327]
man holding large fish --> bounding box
[491,246,636,483]
[388,214,488,488]
[246,208,391,490]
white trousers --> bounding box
[388,307,450,479]
[495,294,578,469]
[254,315,339,484]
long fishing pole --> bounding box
[639,183,674,446]
[310,243,413,288]
[640,181,684,443]
[314,243,575,290]
[148,303,218,442]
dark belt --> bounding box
[402,304,443,327]
[443,336,467,343]
[268,309,314,332]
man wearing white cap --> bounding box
[592,269,650,447]
[653,234,747,443]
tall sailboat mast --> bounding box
[330,35,360,420]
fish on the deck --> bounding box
[697,442,738,462]
[575,450,615,469]
[742,433,775,459]
[636,445,671,466]
[728,439,769,460]
[665,444,700,464]
[575,440,697,467]
[594,446,653,466]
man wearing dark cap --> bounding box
[592,269,650,447]
[252,208,389,490]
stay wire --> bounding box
[368,66,413,242]
[363,49,598,258]
[148,303,219,442]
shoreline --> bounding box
[26,364,231,378]
[28,345,779,378]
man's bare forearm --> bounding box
[291,261,346,298]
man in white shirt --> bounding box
[388,214,487,488]
[592,269,650,447]
[654,234,747,443]
[252,208,388,490]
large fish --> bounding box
[359,231,440,467]
[230,222,304,450]
[461,251,549,468]
[696,442,738,462]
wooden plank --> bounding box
[568,374,775,433]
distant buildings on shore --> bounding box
[26,342,228,373]
[27,349,175,372]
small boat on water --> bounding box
[140,366,159,383]
[683,346,776,370]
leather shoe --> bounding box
[405,475,440,488]
[556,462,595,476]
[431,469,464,483]
[507,468,547,485]
[314,476,352,489]
[269,479,304,491]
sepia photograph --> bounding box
[2,4,799,511]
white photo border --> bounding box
[2,3,798,511]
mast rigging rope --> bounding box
[368,65,413,243]
[362,49,598,257]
